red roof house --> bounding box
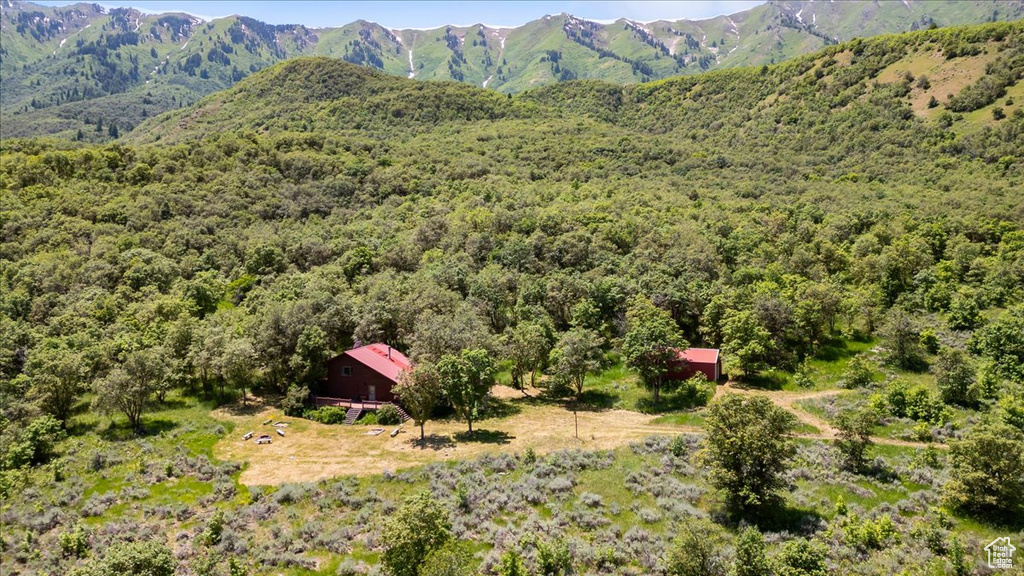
[668,348,722,382]
[322,343,411,403]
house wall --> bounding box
[668,360,720,383]
[323,354,397,402]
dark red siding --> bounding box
[668,359,721,382]
[323,355,397,402]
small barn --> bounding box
[322,343,411,403]
[669,348,722,382]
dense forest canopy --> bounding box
[3,19,1023,409]
[1,19,1024,576]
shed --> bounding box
[322,343,411,403]
[668,348,722,382]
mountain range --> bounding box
[1,0,1022,139]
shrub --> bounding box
[842,354,875,388]
[356,412,378,425]
[421,541,476,576]
[309,407,348,424]
[773,538,827,576]
[665,518,725,576]
[793,360,814,388]
[839,514,900,551]
[58,523,90,558]
[76,540,177,576]
[919,328,940,354]
[381,492,451,576]
[835,408,876,471]
[282,385,310,417]
[905,385,949,424]
[537,538,573,575]
[497,549,527,576]
[730,526,769,576]
[377,404,402,425]
[4,415,65,469]
[943,422,1024,521]
[934,348,978,407]
[885,380,910,417]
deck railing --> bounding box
[312,396,388,410]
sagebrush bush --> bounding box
[376,404,402,425]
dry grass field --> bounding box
[213,382,938,485]
[213,386,697,484]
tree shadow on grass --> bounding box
[813,336,862,362]
[572,389,618,412]
[415,434,456,451]
[453,429,514,445]
[217,396,275,417]
[734,371,788,391]
[150,397,190,411]
[635,386,713,414]
[99,418,178,441]
[66,419,99,437]
[718,502,825,534]
[481,396,523,419]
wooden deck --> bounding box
[312,396,411,422]
[313,396,389,410]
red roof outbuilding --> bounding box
[668,348,722,382]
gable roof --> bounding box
[676,348,720,365]
[340,343,411,383]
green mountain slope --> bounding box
[2,0,1023,140]
[2,22,1024,576]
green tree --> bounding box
[221,337,256,406]
[394,363,442,441]
[721,310,773,379]
[547,328,603,399]
[698,394,796,513]
[27,345,86,426]
[4,415,65,469]
[421,540,476,576]
[947,292,982,331]
[622,296,687,404]
[835,408,876,471]
[504,320,553,389]
[880,309,927,371]
[381,492,452,576]
[943,422,1024,521]
[934,348,978,407]
[969,306,1024,383]
[289,326,328,386]
[437,349,494,435]
[729,526,770,576]
[665,518,725,576]
[282,384,310,417]
[94,347,168,431]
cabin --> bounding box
[668,348,722,382]
[322,343,411,403]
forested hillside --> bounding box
[1,20,1024,576]
[2,0,1022,140]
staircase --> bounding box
[390,404,411,422]
[343,407,362,425]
